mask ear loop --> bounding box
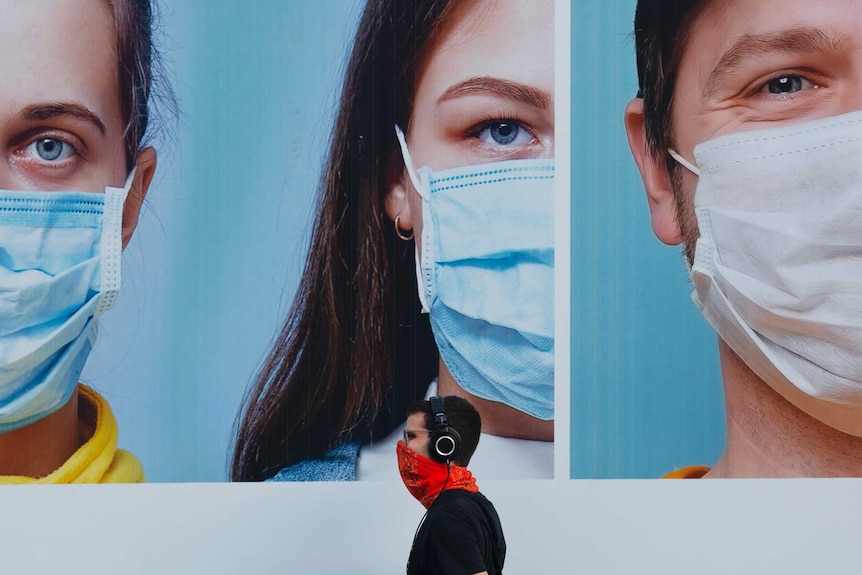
[667,149,702,275]
[668,148,701,176]
[95,168,137,317]
[394,125,432,313]
[395,126,430,200]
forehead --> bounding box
[417,0,553,99]
[0,0,119,120]
[681,0,862,72]
[406,412,429,430]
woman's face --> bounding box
[0,0,154,243]
[387,0,554,243]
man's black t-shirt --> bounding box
[407,489,506,575]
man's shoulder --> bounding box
[428,489,499,525]
[435,488,492,507]
[438,488,490,500]
[422,488,506,575]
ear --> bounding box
[122,147,157,249]
[624,98,682,246]
[384,149,414,231]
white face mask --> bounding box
[670,110,862,437]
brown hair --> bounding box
[633,0,706,157]
[106,0,173,164]
[229,0,468,482]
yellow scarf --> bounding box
[0,385,144,484]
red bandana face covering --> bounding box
[396,441,478,509]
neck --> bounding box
[0,388,79,477]
[709,341,862,478]
[437,361,553,441]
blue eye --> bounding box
[489,122,518,144]
[477,121,533,146]
[762,74,817,96]
[25,138,75,162]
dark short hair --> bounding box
[634,0,704,157]
[407,396,481,467]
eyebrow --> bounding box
[21,102,107,135]
[705,28,850,96]
[438,76,550,110]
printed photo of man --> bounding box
[625,0,862,477]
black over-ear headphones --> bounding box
[428,396,461,464]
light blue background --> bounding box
[82,1,365,482]
[569,1,726,478]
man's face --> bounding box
[658,0,862,252]
[403,412,433,460]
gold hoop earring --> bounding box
[394,215,414,241]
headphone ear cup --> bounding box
[429,425,461,463]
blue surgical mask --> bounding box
[395,127,554,420]
[0,173,132,432]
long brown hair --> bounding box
[230,0,461,481]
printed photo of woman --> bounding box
[0,0,167,483]
[232,0,555,482]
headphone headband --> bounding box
[430,396,447,427]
